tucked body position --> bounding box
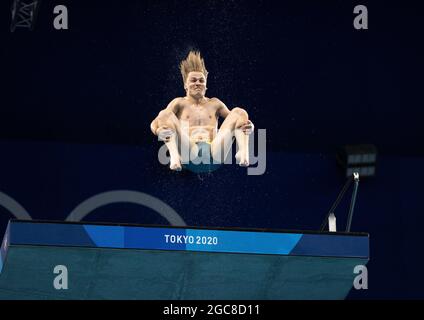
[150,51,254,171]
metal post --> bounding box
[320,175,353,231]
[346,172,360,232]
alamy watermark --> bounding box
[157,125,267,175]
[53,5,68,30]
[53,265,68,290]
[353,5,368,30]
[353,265,368,290]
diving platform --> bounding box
[0,220,369,299]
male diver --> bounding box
[150,51,254,171]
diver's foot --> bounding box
[170,157,182,171]
[170,162,182,171]
[235,151,249,167]
[239,159,249,167]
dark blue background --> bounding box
[1,0,423,299]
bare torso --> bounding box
[175,97,221,143]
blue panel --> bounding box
[291,234,369,258]
[83,225,124,248]
[10,222,96,247]
[186,229,302,255]
[124,226,186,250]
[5,221,369,259]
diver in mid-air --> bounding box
[150,51,254,171]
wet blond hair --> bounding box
[180,51,208,86]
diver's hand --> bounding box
[241,120,254,135]
[156,126,175,142]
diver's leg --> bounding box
[156,110,198,170]
[211,107,250,166]
[234,126,250,167]
[156,110,181,170]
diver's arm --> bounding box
[215,98,254,134]
[215,98,254,135]
[214,98,231,119]
[150,118,159,135]
[150,98,181,135]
